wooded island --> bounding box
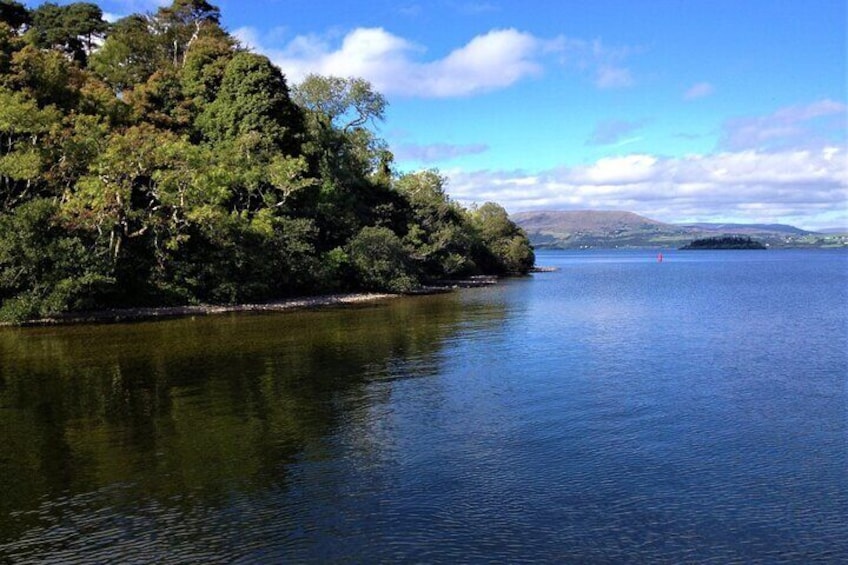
[0,0,534,323]
[680,236,767,250]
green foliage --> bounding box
[157,0,220,26]
[470,202,535,274]
[30,2,106,64]
[180,33,234,105]
[0,198,113,321]
[0,85,60,135]
[313,246,350,292]
[680,235,767,250]
[293,74,387,133]
[76,75,131,124]
[197,51,303,153]
[395,170,478,279]
[125,69,194,130]
[152,0,225,73]
[90,1,225,91]
[90,15,160,90]
[0,86,61,205]
[6,44,82,109]
[347,226,418,292]
[0,0,532,322]
[0,146,40,181]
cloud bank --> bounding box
[444,145,847,229]
[236,27,554,97]
[720,99,847,151]
[436,100,848,230]
[235,27,637,97]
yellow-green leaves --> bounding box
[0,86,61,137]
[0,148,40,181]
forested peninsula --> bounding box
[0,0,534,323]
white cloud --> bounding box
[236,26,556,98]
[442,146,848,230]
[394,142,489,163]
[684,82,715,100]
[773,99,846,121]
[721,99,847,151]
[557,38,639,89]
[235,26,638,97]
[232,26,263,51]
[427,29,547,96]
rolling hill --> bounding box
[512,210,845,249]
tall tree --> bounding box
[293,74,386,133]
[292,75,395,249]
[395,170,477,278]
[470,202,535,274]
[294,74,388,180]
[30,2,106,64]
[179,32,234,106]
[64,3,106,55]
[196,51,303,155]
[152,0,222,67]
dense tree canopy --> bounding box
[0,1,534,322]
[30,2,107,63]
[0,1,30,31]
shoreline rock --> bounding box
[428,275,500,288]
[3,271,569,327]
[2,277,507,327]
[5,292,399,327]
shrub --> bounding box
[346,226,418,292]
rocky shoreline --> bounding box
[5,293,399,327]
[3,276,508,327]
[0,271,563,327]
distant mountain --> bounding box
[512,210,681,248]
[677,223,813,235]
[512,210,846,249]
[514,210,666,232]
[818,227,848,234]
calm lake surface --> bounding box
[1,249,846,563]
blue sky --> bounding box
[34,0,848,229]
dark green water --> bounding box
[1,249,846,562]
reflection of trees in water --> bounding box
[0,292,509,543]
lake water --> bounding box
[1,249,846,563]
